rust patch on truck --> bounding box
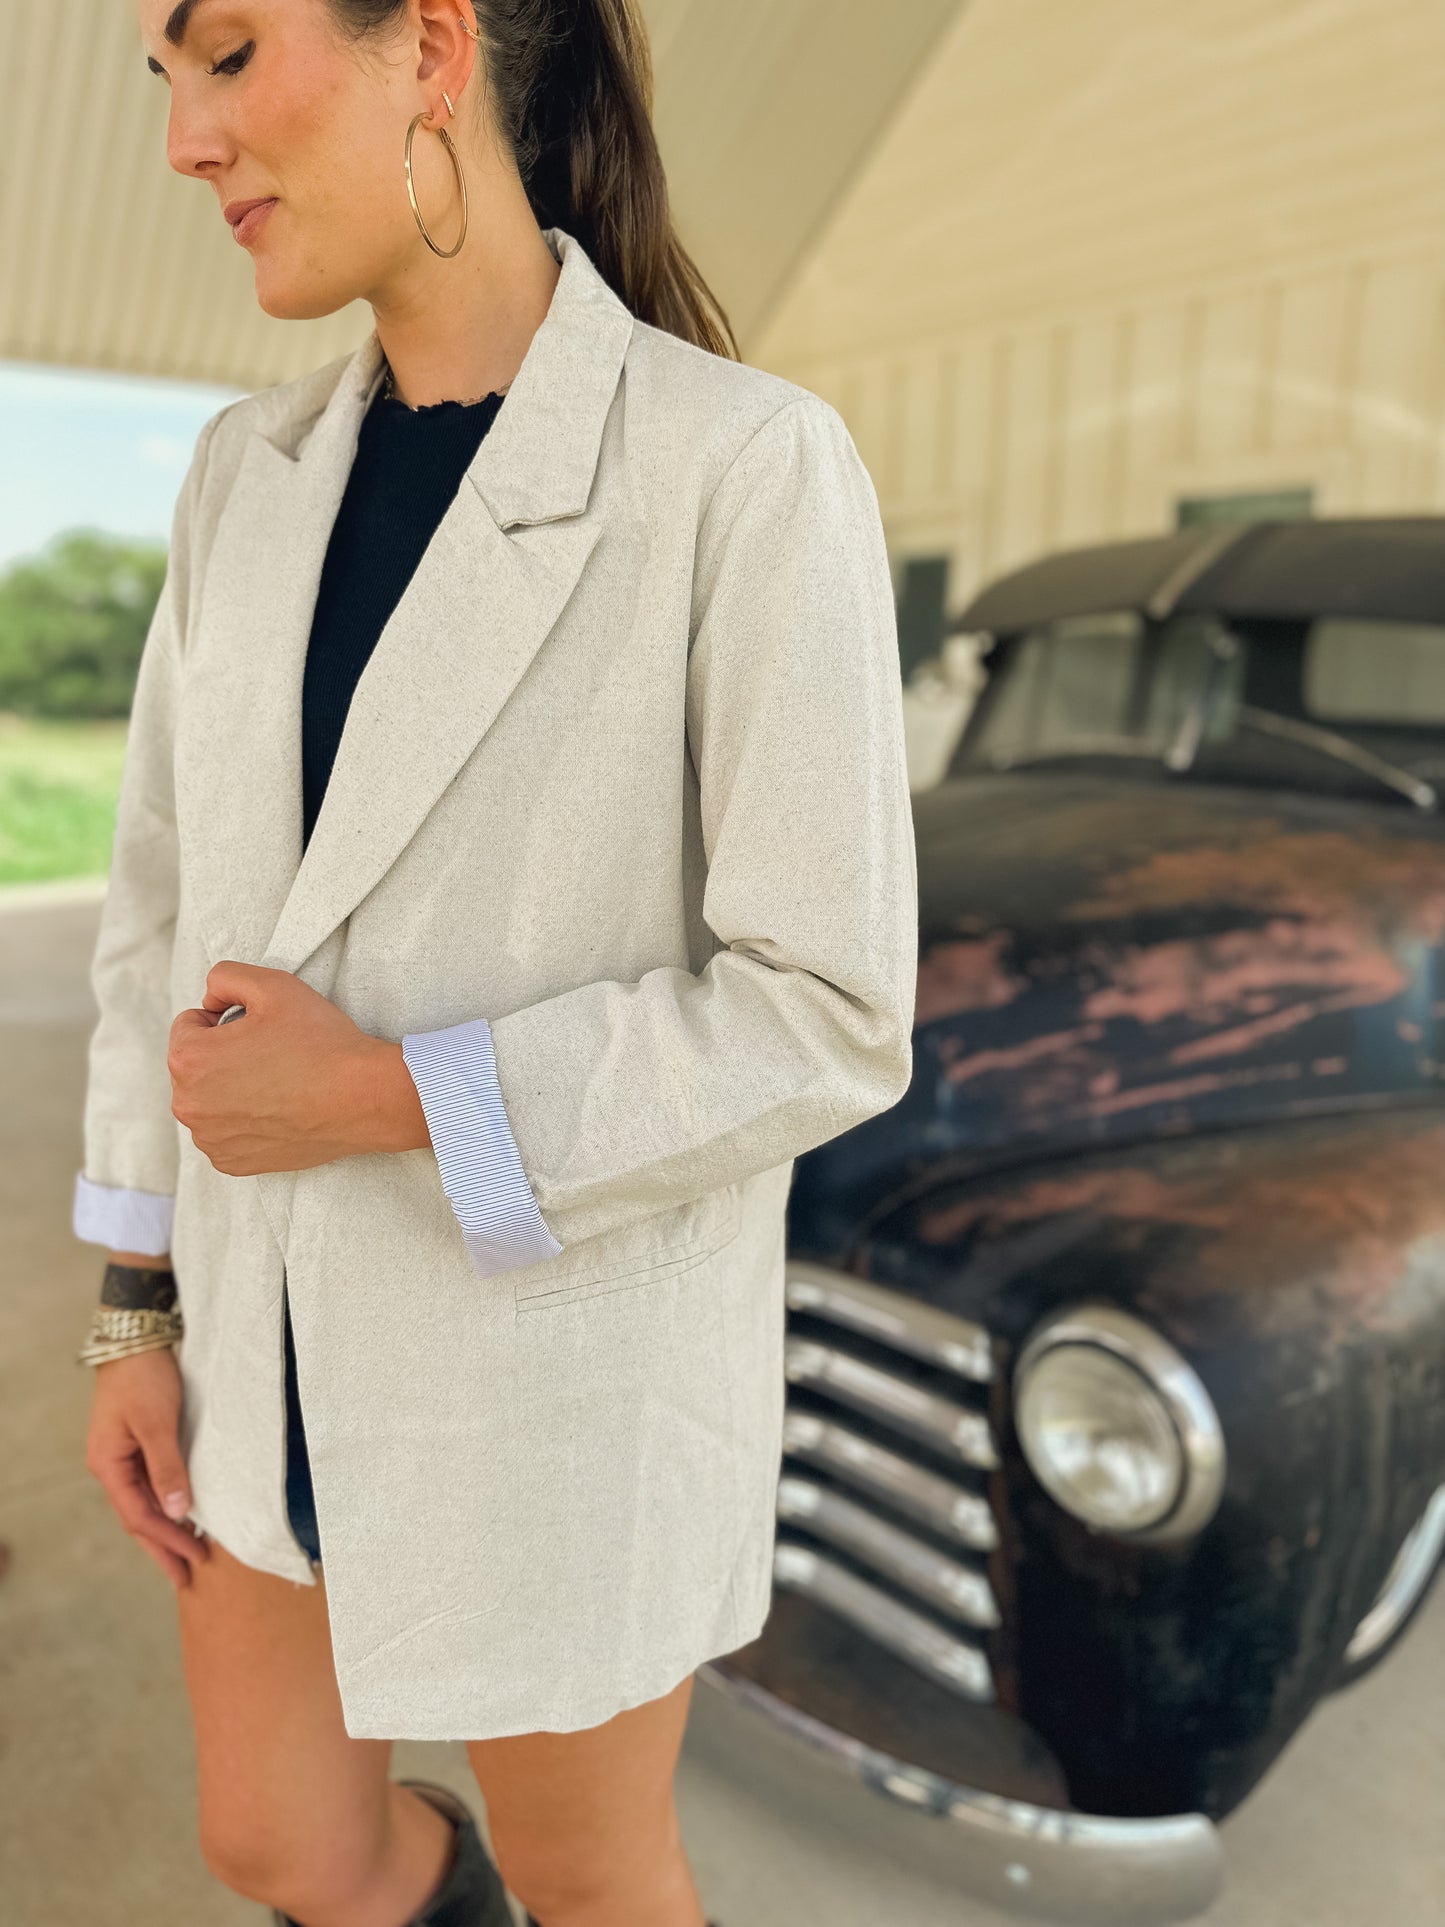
[1070,827,1445,937]
[914,1115,1445,1343]
[911,796,1445,1156]
[914,932,1027,1025]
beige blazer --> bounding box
[78,225,918,1739]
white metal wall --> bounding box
[755,0,1445,609]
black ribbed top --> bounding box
[300,382,506,852]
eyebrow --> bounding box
[145,0,217,74]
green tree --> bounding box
[0,529,166,719]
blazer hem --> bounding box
[334,1598,776,1742]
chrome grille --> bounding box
[773,1546,994,1702]
[781,1411,998,1552]
[784,1338,998,1471]
[778,1477,1000,1629]
[775,1261,1002,1704]
[785,1267,993,1381]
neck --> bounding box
[368,181,561,409]
[379,362,508,410]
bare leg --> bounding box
[174,1537,457,1926]
[466,1672,706,1927]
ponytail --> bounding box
[328,0,740,357]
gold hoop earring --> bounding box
[404,97,467,258]
[457,9,483,41]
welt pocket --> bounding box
[513,1184,742,1314]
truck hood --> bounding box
[790,771,1445,1247]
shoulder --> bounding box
[620,316,857,505]
[202,344,354,460]
[177,344,359,531]
[618,332,890,633]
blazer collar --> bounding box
[257,222,633,531]
[175,224,634,983]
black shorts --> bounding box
[282,1282,323,1566]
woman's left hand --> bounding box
[168,961,403,1175]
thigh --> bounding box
[174,1536,393,1876]
[465,1672,694,1898]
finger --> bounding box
[202,963,259,1013]
[105,1471,204,1582]
[134,1423,194,1526]
[124,1495,210,1578]
[133,1530,192,1589]
[201,990,251,1016]
[105,1456,210,1569]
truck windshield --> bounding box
[955,609,1445,807]
[962,612,1193,764]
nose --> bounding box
[165,94,231,184]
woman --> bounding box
[75,2,918,1923]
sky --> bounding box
[0,359,248,572]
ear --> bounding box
[410,0,477,110]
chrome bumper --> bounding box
[694,1662,1223,1925]
[1342,1483,1445,1667]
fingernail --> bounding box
[163,1491,189,1518]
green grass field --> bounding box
[0,711,127,886]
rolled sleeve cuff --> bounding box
[73,1172,175,1256]
[400,1015,564,1278]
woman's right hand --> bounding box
[85,1346,211,1589]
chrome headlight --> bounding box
[1014,1305,1226,1541]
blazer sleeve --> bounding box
[473,392,919,1260]
[71,408,225,1245]
[72,1174,175,1257]
[399,1015,564,1273]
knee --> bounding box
[490,1806,681,1923]
[198,1811,384,1918]
[487,1819,581,1920]
[491,1853,602,1926]
[197,1823,280,1907]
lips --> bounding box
[226,198,279,248]
[224,195,277,228]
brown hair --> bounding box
[326,0,739,357]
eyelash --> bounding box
[207,41,254,77]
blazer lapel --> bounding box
[177,226,633,981]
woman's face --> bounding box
[138,0,477,320]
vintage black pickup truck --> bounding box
[698,517,1445,1923]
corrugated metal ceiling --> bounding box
[0,0,963,392]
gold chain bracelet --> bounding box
[76,1303,185,1368]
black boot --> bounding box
[527,1915,723,1925]
[272,1778,513,1927]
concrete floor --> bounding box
[3,886,1443,1926]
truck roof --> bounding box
[952,517,1445,634]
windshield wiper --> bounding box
[1230,706,1438,812]
[1165,627,1438,811]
